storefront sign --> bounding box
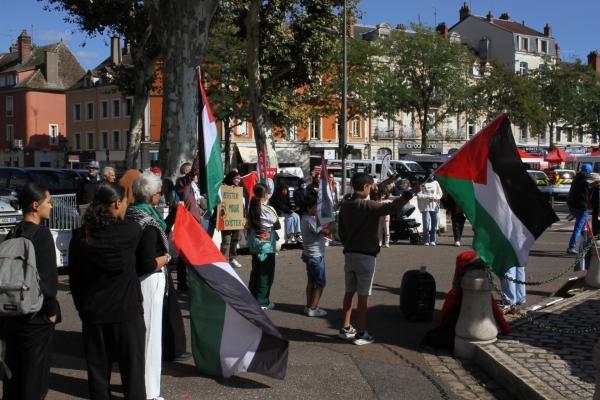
[324,149,336,160]
[216,185,244,231]
[563,147,587,155]
[68,155,80,162]
[399,143,443,150]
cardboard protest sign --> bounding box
[217,185,244,231]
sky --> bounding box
[1,0,599,70]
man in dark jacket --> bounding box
[337,173,422,345]
[77,160,101,207]
[567,163,594,254]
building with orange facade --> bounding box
[65,37,162,170]
[0,30,85,167]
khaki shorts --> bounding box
[344,253,376,296]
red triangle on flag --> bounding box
[172,206,227,266]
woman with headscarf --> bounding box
[126,171,172,400]
[416,168,443,246]
[294,178,309,218]
[220,171,244,268]
[269,183,302,243]
[420,252,511,348]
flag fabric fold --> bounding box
[172,206,289,379]
[317,156,334,224]
[197,68,224,214]
[435,112,559,278]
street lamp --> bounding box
[319,0,348,193]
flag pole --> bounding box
[196,66,208,196]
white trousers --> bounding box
[140,268,166,399]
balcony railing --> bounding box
[373,127,398,139]
[445,129,466,140]
[401,127,420,139]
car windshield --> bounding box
[0,184,12,196]
[556,171,574,179]
[407,163,423,171]
[530,172,548,184]
[276,176,300,190]
[28,171,77,191]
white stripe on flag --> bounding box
[220,302,262,377]
[474,160,535,267]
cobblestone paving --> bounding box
[494,289,600,399]
[422,349,514,400]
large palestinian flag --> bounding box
[197,67,224,214]
[172,206,288,379]
[435,112,559,278]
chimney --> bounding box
[45,51,59,85]
[588,51,600,73]
[122,38,130,56]
[9,43,18,53]
[544,23,552,37]
[522,20,526,26]
[555,43,561,63]
[486,11,494,22]
[479,37,490,60]
[459,2,471,22]
[436,22,448,38]
[17,30,32,63]
[110,36,120,65]
[499,13,510,20]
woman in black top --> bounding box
[269,184,302,242]
[126,171,171,400]
[2,183,59,400]
[69,182,146,400]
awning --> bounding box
[235,146,306,164]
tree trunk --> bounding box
[124,60,155,170]
[144,0,219,181]
[245,0,279,169]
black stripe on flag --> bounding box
[488,118,559,239]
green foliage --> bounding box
[376,24,476,149]
[478,61,546,138]
[573,64,600,140]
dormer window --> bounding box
[520,37,529,51]
[84,77,91,87]
[540,40,548,53]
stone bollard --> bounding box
[586,241,600,288]
[593,339,600,400]
[454,268,498,359]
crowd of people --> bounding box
[3,159,559,398]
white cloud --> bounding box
[75,51,101,60]
[37,30,75,43]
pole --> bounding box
[392,122,395,161]
[341,0,348,194]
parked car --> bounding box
[527,170,553,196]
[548,169,574,198]
[273,173,302,208]
[60,169,89,185]
[0,168,79,196]
[0,184,23,232]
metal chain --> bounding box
[484,267,600,334]
[380,344,452,400]
[502,239,595,286]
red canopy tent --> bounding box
[591,149,600,156]
[517,149,537,158]
[544,148,569,163]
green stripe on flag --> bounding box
[189,270,225,376]
[206,128,224,214]
[437,175,519,278]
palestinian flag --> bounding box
[172,206,288,379]
[435,112,559,278]
[197,67,224,214]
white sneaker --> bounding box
[230,259,242,268]
[289,236,296,243]
[430,242,436,246]
[307,307,327,317]
[261,302,275,310]
[423,242,430,246]
[454,241,460,247]
[383,244,390,248]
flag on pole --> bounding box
[434,112,559,278]
[172,206,289,379]
[241,171,258,203]
[197,68,224,213]
[317,156,334,224]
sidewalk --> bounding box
[473,288,600,400]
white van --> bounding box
[403,153,451,170]
[575,156,600,173]
[327,159,422,182]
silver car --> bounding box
[0,185,23,232]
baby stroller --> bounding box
[390,203,422,244]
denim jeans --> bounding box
[569,208,589,249]
[422,211,439,244]
[501,267,526,304]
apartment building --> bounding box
[0,30,85,167]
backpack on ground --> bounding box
[0,224,43,316]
